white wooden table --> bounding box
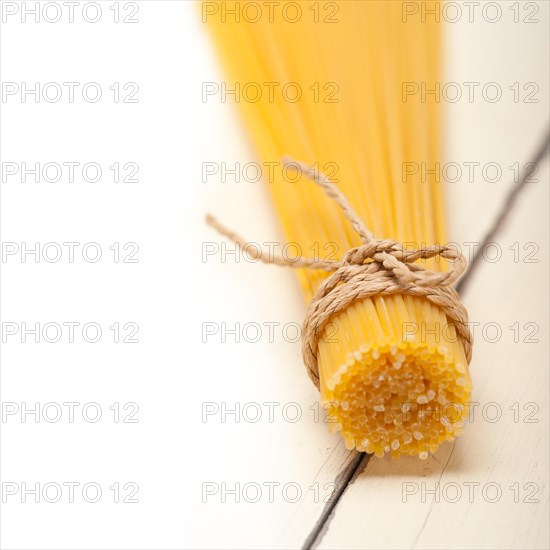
[1,2,547,549]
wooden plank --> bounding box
[185,115,360,549]
[443,0,550,244]
[315,160,549,550]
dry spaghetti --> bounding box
[205,1,473,458]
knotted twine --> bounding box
[206,159,473,389]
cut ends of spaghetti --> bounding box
[317,294,472,459]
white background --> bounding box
[1,1,549,549]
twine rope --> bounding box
[207,158,473,389]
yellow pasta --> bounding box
[204,0,472,458]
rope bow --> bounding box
[207,158,472,388]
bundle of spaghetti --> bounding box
[204,1,473,458]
